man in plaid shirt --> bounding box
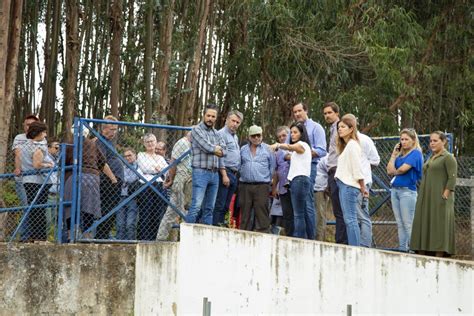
[185,104,227,225]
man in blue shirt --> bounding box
[239,125,275,233]
[96,115,123,239]
[213,110,244,226]
[116,148,139,240]
[292,102,327,239]
[185,104,227,225]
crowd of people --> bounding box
[9,102,458,256]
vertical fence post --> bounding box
[70,118,80,242]
[56,144,67,243]
[202,297,211,316]
[471,176,474,258]
[347,304,352,316]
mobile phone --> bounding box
[396,143,402,151]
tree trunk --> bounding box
[144,0,154,122]
[63,0,80,142]
[109,0,122,118]
[40,0,61,136]
[156,0,175,116]
[178,0,212,126]
[0,0,23,239]
[26,0,38,118]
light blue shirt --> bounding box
[239,143,275,183]
[304,118,327,163]
[122,162,139,196]
[218,126,241,171]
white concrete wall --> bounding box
[144,224,473,315]
[135,243,179,315]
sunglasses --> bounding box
[250,134,262,138]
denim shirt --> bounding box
[239,143,275,183]
[122,162,139,196]
[218,126,241,171]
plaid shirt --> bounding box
[191,122,226,170]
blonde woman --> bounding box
[411,131,457,257]
[386,128,423,252]
[334,114,367,246]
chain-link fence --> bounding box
[0,138,67,243]
[69,118,191,242]
[1,121,472,258]
[361,134,472,257]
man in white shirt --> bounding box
[357,131,380,247]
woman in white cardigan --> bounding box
[136,133,169,240]
[334,114,367,246]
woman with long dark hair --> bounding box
[334,114,367,246]
[271,122,314,239]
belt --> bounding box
[196,167,219,173]
[225,167,238,175]
[241,182,269,185]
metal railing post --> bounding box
[56,143,67,243]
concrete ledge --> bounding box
[170,224,473,315]
[0,225,472,315]
[0,243,136,315]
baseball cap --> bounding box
[248,125,263,136]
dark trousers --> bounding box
[239,183,270,233]
[212,170,238,226]
[23,183,51,241]
[137,182,168,241]
[328,168,348,244]
[97,177,122,239]
[280,192,294,236]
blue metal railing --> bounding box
[71,118,192,243]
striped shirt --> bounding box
[191,122,226,170]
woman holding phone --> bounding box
[386,128,423,252]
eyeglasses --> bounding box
[124,154,134,158]
[250,134,262,138]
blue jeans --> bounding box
[306,162,318,238]
[212,170,238,226]
[337,179,361,246]
[15,180,28,239]
[358,184,372,247]
[391,187,417,251]
[185,168,219,225]
[116,196,138,240]
[290,175,315,239]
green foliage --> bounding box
[12,0,473,154]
